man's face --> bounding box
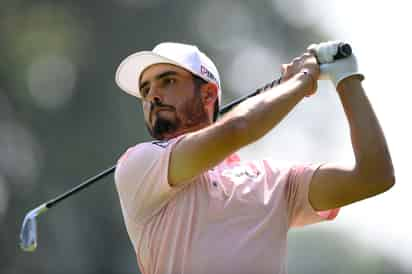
[139,64,210,140]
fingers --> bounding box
[280,63,295,82]
[305,47,318,57]
[291,57,300,65]
[282,53,319,77]
[290,53,318,68]
[279,51,320,96]
[301,52,318,64]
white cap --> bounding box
[115,42,221,105]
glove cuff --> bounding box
[333,72,365,88]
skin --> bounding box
[139,64,217,140]
[139,53,394,211]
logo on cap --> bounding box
[200,65,218,85]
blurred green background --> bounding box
[1,0,409,273]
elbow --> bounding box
[355,147,396,193]
[377,160,396,192]
[358,164,395,193]
[377,170,395,193]
[382,167,396,191]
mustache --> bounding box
[150,101,175,114]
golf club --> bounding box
[19,42,352,252]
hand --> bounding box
[319,54,365,89]
[280,52,320,97]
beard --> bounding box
[146,92,209,140]
[147,114,179,140]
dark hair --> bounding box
[192,75,219,122]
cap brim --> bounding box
[115,51,183,98]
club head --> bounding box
[19,204,48,252]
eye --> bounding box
[163,78,176,86]
[140,86,149,97]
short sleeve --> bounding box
[286,164,340,228]
[114,136,185,225]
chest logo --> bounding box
[221,165,260,180]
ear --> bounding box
[200,83,218,107]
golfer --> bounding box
[114,42,394,274]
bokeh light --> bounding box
[27,54,77,109]
[1,3,91,108]
[0,121,41,185]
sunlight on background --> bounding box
[272,0,320,29]
[227,43,282,94]
[248,0,411,270]
[318,1,412,270]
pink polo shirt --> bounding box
[115,135,339,274]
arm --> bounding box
[169,55,319,186]
[309,76,395,210]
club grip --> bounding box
[313,41,352,64]
[334,43,352,60]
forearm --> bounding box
[222,73,311,146]
[337,76,394,182]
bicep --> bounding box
[309,163,390,211]
[169,119,244,187]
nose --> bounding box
[152,96,162,106]
[146,86,163,105]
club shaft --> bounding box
[219,78,281,115]
[46,165,116,208]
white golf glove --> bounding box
[308,41,365,88]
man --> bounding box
[114,42,394,274]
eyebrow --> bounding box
[140,70,179,93]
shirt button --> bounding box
[212,181,218,187]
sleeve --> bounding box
[285,164,340,228]
[114,136,185,225]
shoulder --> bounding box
[119,139,174,164]
[115,140,170,177]
[119,140,172,164]
[115,138,182,181]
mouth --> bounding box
[150,107,174,123]
[155,108,171,114]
